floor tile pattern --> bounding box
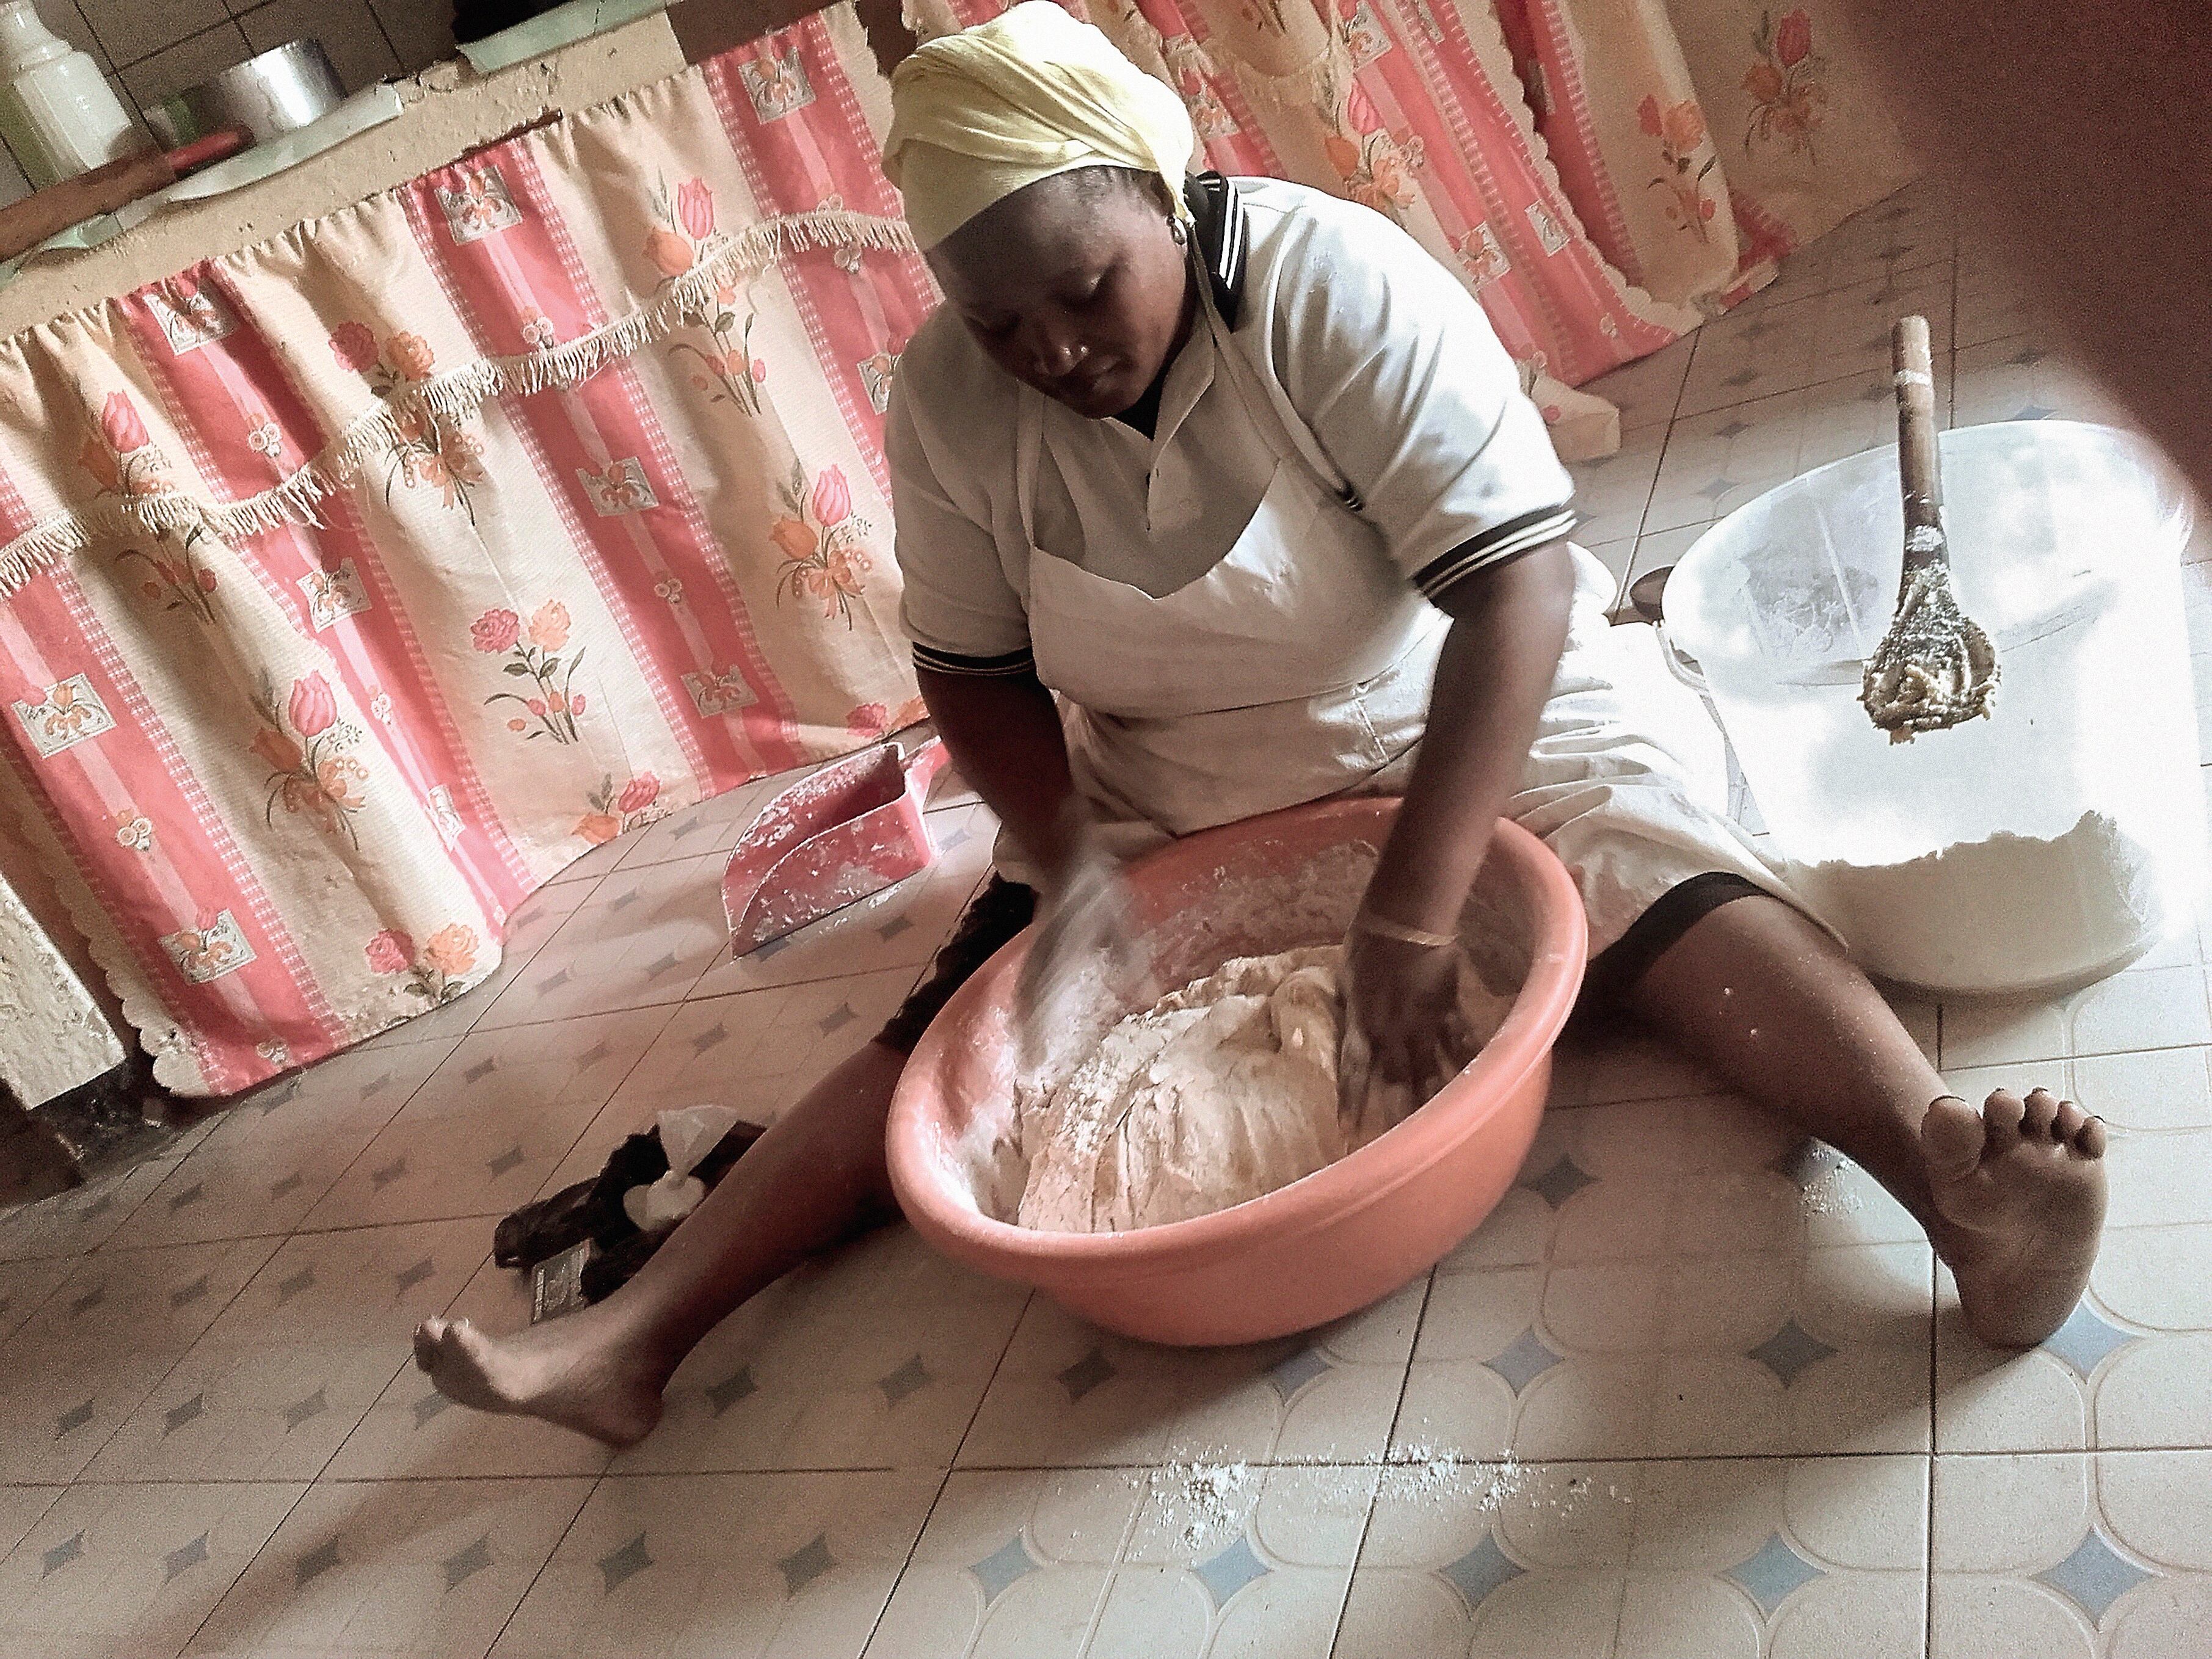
[2,181,2207,1656]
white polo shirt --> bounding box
[888,177,1576,678]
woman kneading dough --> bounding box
[413,2,2108,1447]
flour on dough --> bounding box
[1014,945,1511,1234]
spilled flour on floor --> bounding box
[1799,1162,1866,1218]
[1380,1445,1528,1509]
[1377,1449,1637,1523]
[1149,1459,1257,1549]
[1144,1447,1632,1549]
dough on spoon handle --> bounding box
[1860,314,2000,741]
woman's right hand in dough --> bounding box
[1014,833,1148,1071]
[1338,924,1480,1117]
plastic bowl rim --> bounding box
[1664,417,2195,663]
[884,803,1590,1271]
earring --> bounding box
[1168,218,1188,246]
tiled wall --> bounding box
[0,0,458,203]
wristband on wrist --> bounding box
[1351,909,1460,951]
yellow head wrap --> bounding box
[882,2,1196,250]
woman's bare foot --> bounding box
[1920,1087,2108,1348]
[412,1310,667,1448]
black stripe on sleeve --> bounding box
[1186,172,1250,327]
[1411,504,1578,600]
[912,643,1036,678]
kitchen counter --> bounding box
[0,0,832,343]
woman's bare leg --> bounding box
[1624,894,2106,1347]
[413,1039,907,1447]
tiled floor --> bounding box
[4,179,2211,1656]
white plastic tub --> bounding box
[1661,421,2205,996]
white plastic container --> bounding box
[0,0,142,189]
[1661,421,2207,997]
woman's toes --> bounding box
[413,1317,446,1371]
[2021,1087,2062,1139]
[1922,1094,1988,1179]
[2052,1098,2089,1143]
[2075,1115,2109,1158]
[1982,1088,2029,1148]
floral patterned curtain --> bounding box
[909,0,1917,456]
[0,12,931,1095]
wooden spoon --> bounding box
[1860,314,2000,741]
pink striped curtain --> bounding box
[912,0,1916,456]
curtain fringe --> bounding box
[0,208,916,600]
[1226,37,1342,111]
[1097,0,1339,125]
[1232,54,1341,112]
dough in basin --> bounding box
[1014,945,1510,1233]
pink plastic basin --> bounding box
[885,799,1589,1346]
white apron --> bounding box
[988,270,1801,954]
[1011,277,1447,849]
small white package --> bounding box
[621,1103,746,1233]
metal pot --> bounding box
[144,40,343,148]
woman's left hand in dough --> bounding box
[1339,924,1480,1114]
